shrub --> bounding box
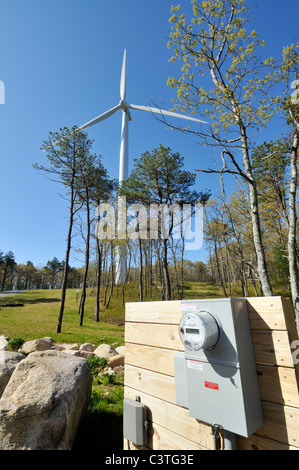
[87,356,108,376]
[7,337,25,351]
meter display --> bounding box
[179,310,220,352]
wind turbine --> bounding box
[78,50,208,283]
[77,49,207,185]
[48,49,208,284]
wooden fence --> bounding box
[123,297,299,450]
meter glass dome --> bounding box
[179,310,219,352]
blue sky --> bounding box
[0,0,298,269]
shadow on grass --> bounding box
[73,410,123,450]
[0,297,60,306]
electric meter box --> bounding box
[175,298,264,438]
[123,398,148,447]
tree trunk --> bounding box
[56,176,75,333]
[138,238,143,302]
[214,240,228,298]
[288,128,299,326]
[239,124,273,296]
[95,238,102,322]
[79,195,91,327]
[162,239,171,300]
[1,264,8,291]
[106,243,114,310]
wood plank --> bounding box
[149,423,208,450]
[246,297,287,330]
[281,298,299,384]
[125,344,299,408]
[126,297,289,330]
[126,301,182,324]
[236,433,297,450]
[257,401,299,446]
[126,323,293,366]
[282,298,299,343]
[123,439,151,451]
[125,322,183,351]
[125,343,176,376]
[124,426,208,451]
[257,364,299,408]
[124,386,214,449]
[124,364,176,404]
[252,330,294,367]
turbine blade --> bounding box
[78,103,122,130]
[128,104,208,124]
[120,49,127,101]
[43,104,122,150]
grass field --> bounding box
[0,280,290,346]
[0,281,227,346]
[0,287,125,346]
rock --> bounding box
[64,349,95,359]
[108,354,124,368]
[116,346,125,356]
[93,343,118,359]
[21,337,54,354]
[0,336,8,351]
[54,343,79,351]
[0,350,92,450]
[79,343,96,352]
[100,367,116,379]
[62,343,80,350]
[0,352,25,398]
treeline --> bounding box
[0,249,211,297]
[0,254,81,291]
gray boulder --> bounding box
[21,337,54,354]
[0,351,25,398]
[0,336,8,351]
[93,343,118,359]
[0,350,92,450]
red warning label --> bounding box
[204,381,219,390]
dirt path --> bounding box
[0,290,27,298]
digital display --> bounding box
[186,328,200,334]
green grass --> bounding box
[0,288,125,346]
[0,282,225,346]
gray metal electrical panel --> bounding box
[123,398,148,446]
[174,298,264,438]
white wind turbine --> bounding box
[49,49,208,283]
[77,49,207,183]
[77,50,207,283]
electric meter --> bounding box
[174,299,264,439]
[179,310,220,352]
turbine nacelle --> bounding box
[119,99,132,121]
